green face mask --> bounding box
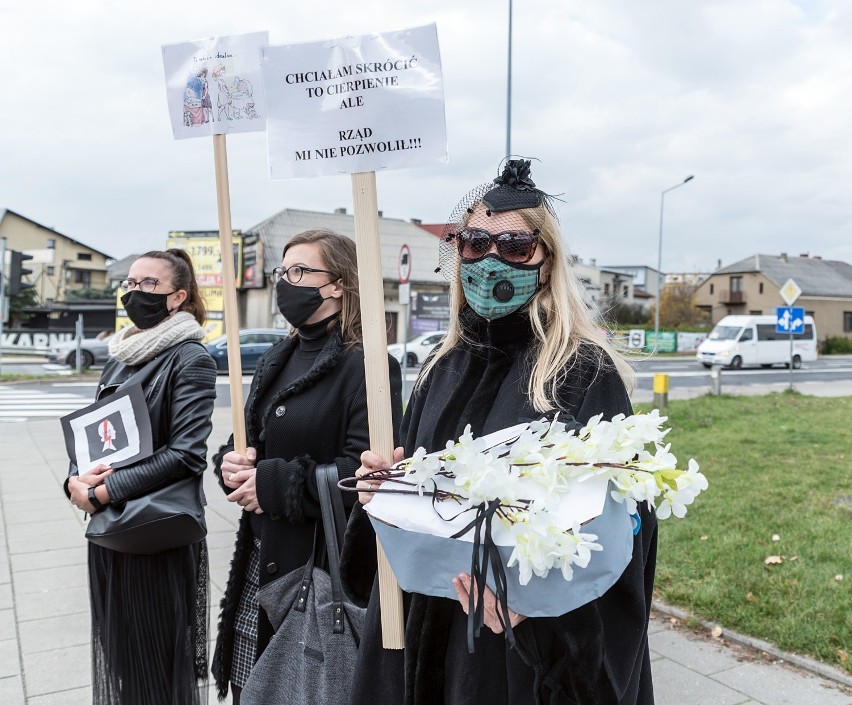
[460,255,542,320]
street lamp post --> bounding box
[654,175,694,351]
[506,0,513,157]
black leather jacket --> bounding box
[66,340,218,505]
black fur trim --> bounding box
[278,455,314,523]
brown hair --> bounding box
[282,230,362,345]
[139,249,206,325]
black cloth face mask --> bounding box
[276,278,334,328]
[120,290,175,330]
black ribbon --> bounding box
[451,499,516,653]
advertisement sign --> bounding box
[262,24,447,178]
[415,292,450,319]
[645,330,677,353]
[241,233,266,289]
[162,32,269,139]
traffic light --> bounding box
[8,250,34,296]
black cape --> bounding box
[342,308,657,705]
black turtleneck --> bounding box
[250,314,337,536]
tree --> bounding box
[653,282,708,328]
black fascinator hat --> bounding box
[436,158,557,276]
[481,158,545,213]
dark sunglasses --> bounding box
[455,227,540,263]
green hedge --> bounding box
[821,336,852,354]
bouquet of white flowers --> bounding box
[355,410,707,625]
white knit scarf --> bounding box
[108,311,206,367]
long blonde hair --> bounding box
[418,203,635,412]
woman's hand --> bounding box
[67,476,97,514]
[75,464,113,487]
[222,447,256,489]
[227,468,263,513]
[355,447,404,505]
[452,573,526,635]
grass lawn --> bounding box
[635,392,851,673]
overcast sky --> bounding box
[2,0,850,274]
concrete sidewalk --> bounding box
[1,408,850,704]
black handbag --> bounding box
[85,474,207,554]
[241,464,364,705]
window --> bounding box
[46,266,55,276]
[73,270,91,286]
[47,238,56,249]
[749,310,762,315]
[709,283,714,295]
[77,252,92,261]
[739,328,754,342]
[759,282,764,294]
[757,324,779,341]
[730,276,743,292]
[623,286,629,298]
[603,283,610,296]
[845,312,852,332]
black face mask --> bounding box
[276,279,333,328]
[121,290,174,330]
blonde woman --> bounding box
[345,160,657,705]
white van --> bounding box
[696,314,818,369]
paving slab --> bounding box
[652,658,753,705]
[711,661,852,705]
[15,586,89,622]
[0,674,25,705]
[27,687,92,705]
[650,627,746,676]
[12,565,88,595]
[0,638,21,678]
[9,546,87,573]
[18,612,90,654]
[21,646,90,697]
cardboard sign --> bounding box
[61,384,153,474]
[162,31,269,139]
[262,24,447,178]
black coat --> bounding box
[343,309,657,705]
[66,339,218,503]
[211,330,402,699]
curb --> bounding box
[651,600,852,689]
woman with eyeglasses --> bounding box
[64,248,217,704]
[345,160,657,705]
[211,229,403,703]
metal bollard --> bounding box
[710,365,722,396]
[653,373,669,409]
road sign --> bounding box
[627,329,646,349]
[779,278,802,306]
[776,306,805,334]
[398,244,412,284]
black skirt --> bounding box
[88,540,209,705]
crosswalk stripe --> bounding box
[0,387,90,421]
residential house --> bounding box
[694,253,852,340]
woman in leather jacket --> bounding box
[211,230,402,703]
[65,248,218,705]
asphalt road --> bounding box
[3,355,852,411]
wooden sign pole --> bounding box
[212,134,247,455]
[351,171,405,649]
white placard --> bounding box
[262,24,447,179]
[162,31,269,140]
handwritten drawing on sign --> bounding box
[162,31,268,140]
[262,23,447,178]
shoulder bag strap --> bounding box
[316,463,346,634]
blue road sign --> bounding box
[776,306,805,334]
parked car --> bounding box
[48,335,113,369]
[387,331,447,367]
[204,328,288,373]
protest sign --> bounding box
[262,24,447,178]
[162,31,268,139]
